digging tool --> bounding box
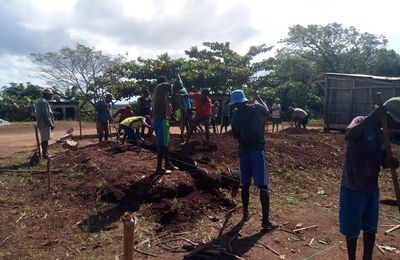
[34,126,41,158]
[376,92,400,213]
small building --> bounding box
[315,73,400,131]
[50,101,79,120]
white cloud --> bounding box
[1,0,400,86]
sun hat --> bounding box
[384,97,400,123]
[43,88,53,95]
[229,90,248,105]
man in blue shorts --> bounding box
[340,97,400,260]
[152,75,182,174]
[230,90,276,230]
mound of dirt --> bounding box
[51,141,234,231]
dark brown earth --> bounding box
[1,128,399,259]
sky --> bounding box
[1,0,400,87]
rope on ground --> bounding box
[303,241,343,260]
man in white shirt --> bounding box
[271,98,281,132]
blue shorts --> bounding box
[153,119,170,147]
[239,150,269,186]
[339,187,379,239]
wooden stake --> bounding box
[47,157,51,192]
[79,111,82,139]
[34,126,41,158]
[384,224,400,235]
[293,225,318,233]
[122,212,135,260]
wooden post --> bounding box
[47,157,51,192]
[79,111,82,140]
[122,212,135,260]
[34,126,41,158]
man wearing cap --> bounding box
[230,89,277,231]
[95,94,113,142]
[340,98,400,260]
[36,88,55,159]
[271,98,281,132]
[153,75,182,174]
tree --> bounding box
[0,82,43,121]
[280,23,387,73]
[31,43,124,109]
[369,49,400,76]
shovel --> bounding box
[376,92,400,213]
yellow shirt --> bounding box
[120,116,144,129]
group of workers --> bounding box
[33,72,400,259]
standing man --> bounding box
[220,99,230,133]
[289,106,309,129]
[36,88,55,159]
[184,88,212,145]
[210,101,220,133]
[340,99,400,260]
[95,93,113,142]
[271,98,281,132]
[230,90,276,230]
[153,75,181,174]
[138,90,152,137]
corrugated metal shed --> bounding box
[315,73,400,131]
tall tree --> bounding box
[280,23,387,73]
[31,43,124,107]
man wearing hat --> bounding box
[95,94,113,142]
[36,88,55,159]
[340,98,400,260]
[230,89,277,231]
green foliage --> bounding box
[0,83,43,121]
[280,23,387,73]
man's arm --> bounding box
[345,106,385,141]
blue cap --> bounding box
[229,90,248,105]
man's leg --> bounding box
[339,187,366,260]
[104,122,109,141]
[185,118,199,144]
[239,154,251,220]
[241,182,251,219]
[362,232,375,260]
[41,141,49,159]
[204,117,210,143]
[346,238,357,260]
[96,120,103,142]
[259,185,276,229]
[156,146,163,172]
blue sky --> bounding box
[1,0,400,87]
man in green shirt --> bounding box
[152,75,182,174]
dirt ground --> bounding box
[1,127,399,259]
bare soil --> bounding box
[0,128,399,259]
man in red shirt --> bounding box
[183,88,212,145]
[113,105,134,123]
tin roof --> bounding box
[315,73,400,82]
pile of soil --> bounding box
[51,141,234,231]
[49,129,345,232]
